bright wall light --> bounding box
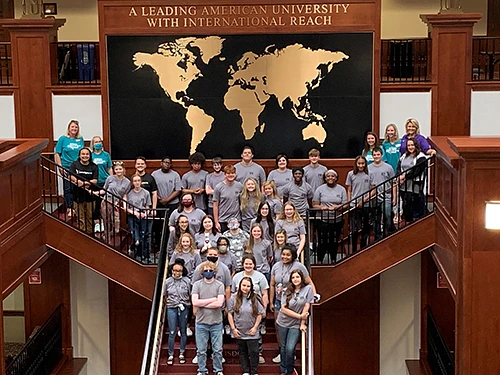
[485,201,500,230]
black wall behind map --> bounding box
[107,33,373,159]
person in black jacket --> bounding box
[70,148,98,234]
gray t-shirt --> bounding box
[194,232,221,261]
[250,218,274,241]
[169,208,206,232]
[206,172,225,208]
[235,162,266,185]
[267,169,293,198]
[231,270,269,296]
[271,261,310,301]
[276,285,314,329]
[151,169,182,205]
[304,164,328,193]
[103,175,130,202]
[182,170,209,210]
[192,279,225,325]
[213,181,243,222]
[282,181,313,217]
[169,250,202,279]
[266,197,283,217]
[241,195,264,222]
[228,294,265,340]
[345,171,374,207]
[191,261,232,288]
[218,252,237,274]
[368,162,395,202]
[248,239,273,274]
[223,229,250,270]
[126,188,152,210]
[312,184,348,222]
[275,219,306,248]
[165,276,191,308]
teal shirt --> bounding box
[381,139,402,172]
[55,135,84,168]
[92,151,113,185]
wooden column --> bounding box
[0,19,65,150]
[0,302,4,375]
[420,14,481,136]
[447,137,500,375]
[488,0,500,36]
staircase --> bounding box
[158,312,301,374]
[311,213,436,303]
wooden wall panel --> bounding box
[488,0,500,36]
[108,281,151,375]
[313,277,380,375]
[23,252,72,354]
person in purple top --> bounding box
[400,118,436,156]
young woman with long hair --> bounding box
[195,214,221,261]
[168,192,206,233]
[228,276,265,375]
[275,201,306,256]
[245,223,273,280]
[166,214,191,259]
[361,131,383,165]
[240,177,264,231]
[381,123,402,173]
[276,269,314,375]
[263,180,282,219]
[169,233,202,279]
[273,229,287,265]
[250,201,275,241]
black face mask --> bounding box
[207,256,218,263]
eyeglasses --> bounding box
[113,161,124,166]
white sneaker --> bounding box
[187,327,193,336]
[94,223,101,233]
[259,355,265,364]
[272,353,281,363]
[192,355,198,364]
[260,325,266,335]
[224,324,231,335]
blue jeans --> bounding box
[127,215,147,257]
[195,322,223,374]
[167,307,189,355]
[277,324,301,375]
[374,200,394,240]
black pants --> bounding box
[401,191,424,223]
[237,338,259,375]
[350,207,371,252]
[317,220,344,264]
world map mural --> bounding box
[107,33,373,159]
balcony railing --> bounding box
[52,42,100,85]
[472,37,500,81]
[6,305,63,375]
[306,156,435,265]
[381,38,431,83]
[0,42,12,86]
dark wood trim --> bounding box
[487,0,500,36]
[0,86,18,95]
[380,82,435,92]
[311,214,436,304]
[50,85,102,95]
[3,310,24,317]
[406,359,430,375]
[468,81,500,91]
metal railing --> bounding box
[306,156,435,265]
[6,305,63,375]
[0,42,12,86]
[472,37,500,80]
[41,156,165,264]
[52,42,100,84]
[381,38,431,83]
[427,308,455,375]
[140,210,170,375]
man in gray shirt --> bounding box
[182,152,209,211]
[205,157,225,217]
[213,165,243,233]
[152,157,182,246]
[368,147,397,239]
[235,145,266,185]
[282,167,313,218]
[192,261,225,375]
[303,148,328,193]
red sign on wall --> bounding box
[437,272,447,289]
[29,268,42,285]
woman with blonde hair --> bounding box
[381,123,402,173]
[90,135,113,233]
[263,180,282,219]
[400,118,436,156]
[169,232,202,279]
[55,120,84,217]
[275,201,306,256]
[240,177,264,231]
